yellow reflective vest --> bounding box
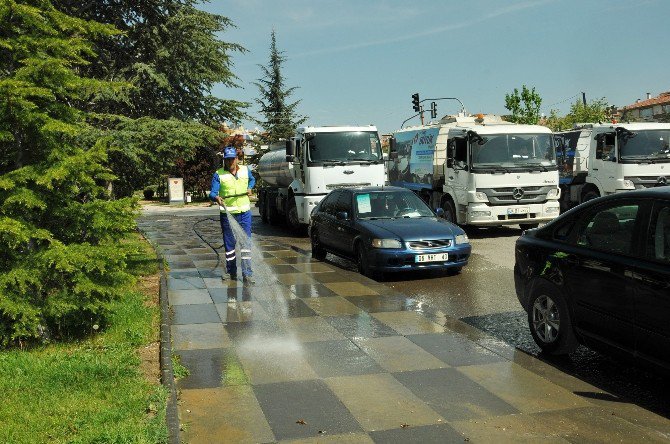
[217,165,251,213]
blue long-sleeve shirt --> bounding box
[209,166,256,201]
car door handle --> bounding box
[592,168,598,171]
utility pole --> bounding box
[582,92,587,106]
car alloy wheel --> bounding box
[532,294,560,344]
[526,282,577,355]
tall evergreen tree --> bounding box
[254,30,306,143]
[51,0,249,196]
[52,0,249,124]
[0,0,137,346]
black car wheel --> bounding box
[528,282,578,355]
[310,228,327,260]
[519,223,539,230]
[356,244,374,279]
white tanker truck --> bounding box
[257,125,386,231]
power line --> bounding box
[544,93,581,111]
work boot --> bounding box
[221,273,237,282]
[242,275,255,285]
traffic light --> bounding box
[412,93,420,112]
[430,101,437,119]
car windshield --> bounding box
[308,131,382,162]
[619,129,670,160]
[471,133,556,168]
[355,191,434,219]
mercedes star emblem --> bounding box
[512,188,525,200]
[657,176,668,186]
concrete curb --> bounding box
[139,230,180,444]
[159,259,181,444]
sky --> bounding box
[204,0,669,135]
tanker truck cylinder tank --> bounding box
[258,148,294,188]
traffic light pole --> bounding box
[406,94,467,127]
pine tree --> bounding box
[254,30,307,143]
[0,0,137,346]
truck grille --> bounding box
[625,176,669,189]
[478,186,553,206]
[407,239,452,250]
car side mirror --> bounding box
[286,155,295,162]
[336,211,349,221]
[435,208,445,217]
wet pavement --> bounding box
[139,204,670,443]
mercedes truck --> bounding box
[555,122,670,212]
[257,125,386,231]
[389,114,561,229]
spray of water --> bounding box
[217,207,304,364]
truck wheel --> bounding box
[286,199,302,232]
[582,189,600,203]
[310,228,327,260]
[527,282,578,355]
[442,199,457,224]
[268,202,280,225]
[259,194,268,223]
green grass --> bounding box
[0,236,168,444]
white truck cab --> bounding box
[556,122,670,211]
[390,114,561,229]
[257,125,386,231]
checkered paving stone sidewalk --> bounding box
[138,216,670,444]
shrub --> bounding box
[143,187,155,200]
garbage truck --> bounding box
[555,122,670,212]
[389,114,561,229]
[257,125,386,231]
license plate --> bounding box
[415,253,449,263]
[507,207,529,215]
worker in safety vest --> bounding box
[209,146,256,283]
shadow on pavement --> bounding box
[461,311,670,419]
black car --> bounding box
[309,186,471,278]
[514,187,670,371]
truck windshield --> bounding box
[470,133,556,168]
[308,131,382,163]
[619,129,670,160]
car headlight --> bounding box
[371,238,402,248]
[622,179,635,189]
[455,234,469,244]
[547,188,560,199]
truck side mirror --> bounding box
[389,137,397,159]
[285,139,296,162]
[336,211,349,221]
[446,158,454,169]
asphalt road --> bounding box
[252,218,670,420]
